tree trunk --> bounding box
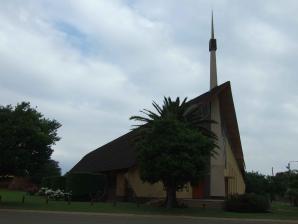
[166,185,177,208]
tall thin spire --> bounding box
[209,12,217,89]
[211,11,214,39]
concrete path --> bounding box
[0,209,297,224]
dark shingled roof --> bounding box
[70,131,137,173]
[70,81,245,173]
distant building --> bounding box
[71,16,245,200]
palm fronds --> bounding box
[130,96,218,141]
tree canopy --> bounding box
[245,171,270,195]
[0,102,61,183]
[32,159,62,183]
[245,170,298,206]
[130,97,217,208]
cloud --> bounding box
[0,0,298,173]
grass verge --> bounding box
[0,189,298,220]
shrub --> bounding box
[65,173,106,201]
[8,177,36,191]
[37,187,48,196]
[286,188,298,207]
[42,176,66,190]
[0,175,14,188]
[37,187,71,200]
[225,193,270,212]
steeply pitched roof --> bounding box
[189,81,245,172]
[70,81,245,173]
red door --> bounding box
[192,181,205,199]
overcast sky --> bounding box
[1,0,298,174]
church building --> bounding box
[71,17,245,200]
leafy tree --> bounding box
[245,171,270,195]
[272,171,291,198]
[43,159,62,177]
[0,102,61,183]
[245,169,298,205]
[286,170,298,206]
[130,97,217,208]
[32,159,62,183]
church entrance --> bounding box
[192,181,205,199]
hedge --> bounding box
[65,173,107,201]
[225,193,270,212]
[42,176,66,190]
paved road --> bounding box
[0,209,297,224]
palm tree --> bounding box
[130,97,218,208]
[130,97,217,140]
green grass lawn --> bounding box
[0,189,298,220]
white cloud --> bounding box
[1,0,298,174]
